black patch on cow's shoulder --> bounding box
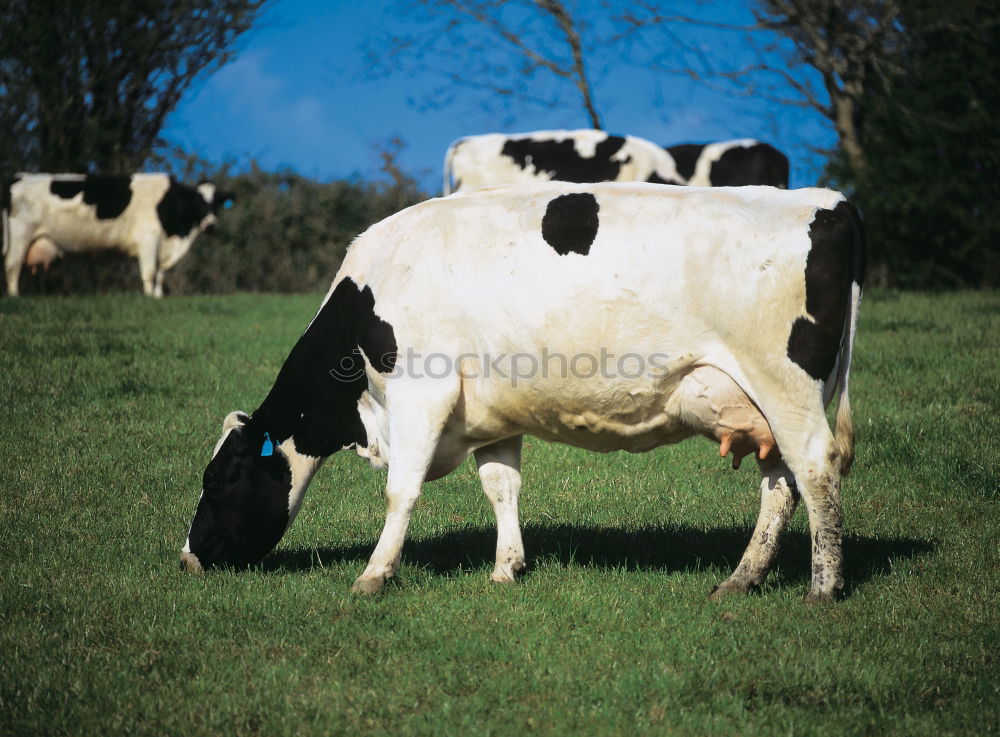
[157,179,210,237]
[51,176,133,219]
[501,134,627,183]
[542,193,600,256]
[250,277,398,457]
[787,200,865,380]
[665,143,705,182]
[710,143,790,188]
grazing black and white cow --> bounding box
[665,139,790,188]
[3,173,231,297]
[181,181,865,603]
[443,129,684,194]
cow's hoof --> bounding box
[179,551,203,573]
[708,578,752,601]
[351,576,386,595]
[490,560,526,583]
[803,588,838,605]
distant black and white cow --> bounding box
[665,139,790,188]
[3,173,231,297]
[443,129,685,194]
[181,182,865,603]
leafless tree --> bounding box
[617,1,906,173]
[0,0,267,174]
[364,0,610,129]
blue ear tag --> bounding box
[261,432,274,457]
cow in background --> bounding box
[443,129,685,194]
[665,139,790,188]
[3,173,232,297]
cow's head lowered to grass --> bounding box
[181,278,397,571]
[180,412,293,570]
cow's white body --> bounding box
[443,130,683,194]
[347,184,829,460]
[4,173,220,297]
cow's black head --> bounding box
[204,182,235,216]
[181,412,292,571]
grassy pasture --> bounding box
[0,289,997,736]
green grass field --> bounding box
[1,289,997,736]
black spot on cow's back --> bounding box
[787,200,866,380]
[542,193,600,256]
[501,134,627,183]
[709,143,790,187]
[84,177,132,218]
[250,277,398,457]
[50,180,85,200]
[51,176,133,219]
[156,179,210,237]
[665,143,705,181]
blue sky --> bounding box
[164,0,837,191]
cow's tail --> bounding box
[829,201,867,476]
[1,175,8,259]
[442,140,459,196]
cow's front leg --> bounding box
[352,380,460,594]
[475,436,526,582]
[137,242,159,296]
[4,259,21,297]
[710,459,799,600]
[351,465,427,595]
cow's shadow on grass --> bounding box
[265,523,935,594]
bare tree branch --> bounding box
[361,0,609,129]
[618,0,908,174]
[536,0,601,127]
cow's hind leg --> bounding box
[726,367,846,602]
[475,436,526,582]
[772,421,845,603]
[153,270,165,298]
[796,457,844,604]
[710,459,799,599]
[352,379,461,595]
[4,218,29,297]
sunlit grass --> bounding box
[1,290,996,736]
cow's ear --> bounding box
[222,410,249,433]
[196,181,217,204]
